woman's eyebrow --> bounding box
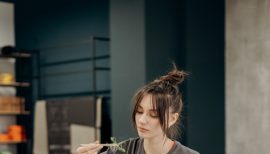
[137,105,156,112]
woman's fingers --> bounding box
[79,151,99,154]
[79,151,92,154]
[76,142,103,154]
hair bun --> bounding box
[160,69,188,86]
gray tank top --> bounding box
[100,137,199,154]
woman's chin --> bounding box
[138,132,150,138]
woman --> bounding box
[76,65,199,154]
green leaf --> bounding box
[110,137,125,153]
[110,137,117,144]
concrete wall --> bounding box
[226,0,270,154]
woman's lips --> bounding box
[138,127,149,133]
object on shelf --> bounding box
[0,73,14,84]
[0,96,25,113]
[0,46,17,55]
[8,125,26,141]
[0,87,16,96]
[0,125,26,143]
[0,133,10,142]
[0,82,30,87]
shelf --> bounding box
[42,90,111,98]
[0,53,31,58]
[0,111,30,115]
[92,36,110,41]
[38,67,110,78]
[41,55,110,67]
[0,82,30,87]
[0,140,27,144]
[95,67,110,71]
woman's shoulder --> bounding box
[120,138,200,154]
[171,141,200,154]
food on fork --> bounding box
[80,137,125,153]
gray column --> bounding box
[110,0,146,139]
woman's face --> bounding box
[135,94,164,139]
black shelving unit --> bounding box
[32,36,111,153]
[0,52,33,154]
[35,36,110,100]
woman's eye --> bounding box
[150,113,159,118]
[136,110,143,114]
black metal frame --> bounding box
[35,36,110,100]
[29,36,111,154]
[0,52,33,154]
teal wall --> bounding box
[185,1,225,154]
[14,0,110,99]
[145,0,186,81]
[15,0,109,48]
[11,0,225,153]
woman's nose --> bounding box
[138,114,147,124]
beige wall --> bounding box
[0,2,16,154]
[0,2,14,47]
[226,0,270,154]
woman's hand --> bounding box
[76,141,103,154]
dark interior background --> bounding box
[0,0,225,154]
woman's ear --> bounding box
[169,113,179,127]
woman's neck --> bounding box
[143,136,174,154]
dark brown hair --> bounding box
[132,64,187,139]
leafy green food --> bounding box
[80,137,125,153]
[110,137,125,153]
